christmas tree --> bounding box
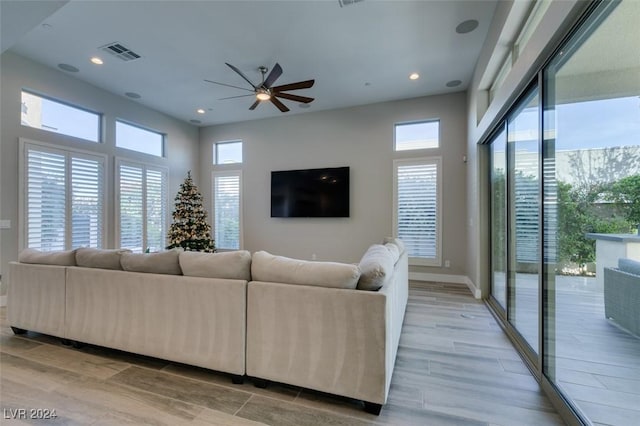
[166,171,216,252]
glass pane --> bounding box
[508,88,539,354]
[21,91,100,142]
[543,1,640,424]
[116,121,163,157]
[395,121,439,151]
[216,141,242,164]
[491,128,507,309]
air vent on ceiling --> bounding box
[338,0,364,7]
[99,42,141,61]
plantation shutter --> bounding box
[26,147,66,251]
[395,158,441,265]
[213,172,241,250]
[146,168,167,252]
[71,156,104,248]
[119,163,144,251]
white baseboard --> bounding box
[0,295,6,307]
[409,272,482,299]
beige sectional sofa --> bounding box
[8,241,408,414]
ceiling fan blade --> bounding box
[263,63,283,88]
[249,99,260,110]
[204,79,254,92]
[219,94,255,100]
[270,96,290,112]
[226,62,257,89]
[274,92,314,103]
[271,79,315,92]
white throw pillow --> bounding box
[179,250,252,281]
[358,244,395,291]
[18,248,76,266]
[384,243,400,264]
[120,250,182,275]
[251,251,360,289]
[383,237,406,255]
[76,248,131,270]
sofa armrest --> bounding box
[246,281,388,404]
[7,262,67,338]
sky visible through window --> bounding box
[116,121,163,157]
[515,96,639,151]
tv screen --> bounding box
[271,167,349,218]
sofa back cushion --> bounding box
[251,251,360,289]
[180,250,252,281]
[618,258,640,276]
[120,250,182,275]
[357,244,396,291]
[76,248,131,270]
[18,248,76,266]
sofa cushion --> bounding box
[76,248,131,270]
[618,258,640,276]
[120,250,182,275]
[383,237,406,255]
[18,248,76,266]
[251,251,360,289]
[358,244,395,291]
[180,250,252,281]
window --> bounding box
[212,171,242,250]
[116,160,168,252]
[393,157,441,266]
[20,140,105,251]
[214,140,242,164]
[21,91,101,142]
[116,120,164,157]
[394,120,439,151]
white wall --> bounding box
[465,0,588,297]
[199,93,468,274]
[0,52,200,294]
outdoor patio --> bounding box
[506,273,640,425]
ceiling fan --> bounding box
[205,63,315,112]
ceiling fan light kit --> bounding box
[206,62,315,113]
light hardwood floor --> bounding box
[0,282,563,425]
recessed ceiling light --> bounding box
[90,57,103,65]
[125,92,141,99]
[409,73,420,80]
[196,109,206,114]
[58,63,79,73]
[446,80,462,88]
[456,19,479,34]
[190,119,202,124]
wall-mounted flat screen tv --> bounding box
[271,167,349,218]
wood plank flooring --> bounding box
[0,282,563,425]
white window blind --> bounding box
[119,164,144,251]
[23,141,105,251]
[213,172,241,250]
[26,148,66,251]
[146,168,167,252]
[71,156,104,248]
[117,160,168,252]
[394,158,441,266]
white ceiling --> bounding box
[4,0,498,126]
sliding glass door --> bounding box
[488,1,640,424]
[542,1,640,423]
